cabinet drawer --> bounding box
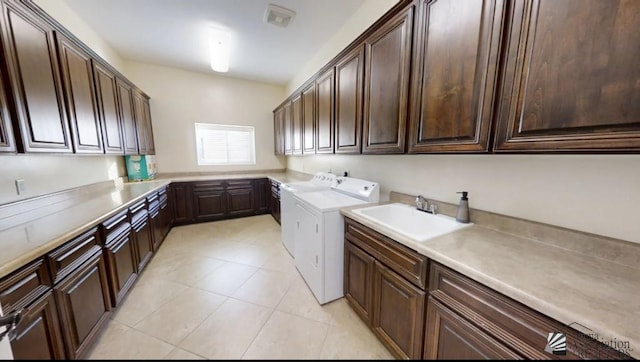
[193,181,224,191]
[345,218,427,290]
[131,208,149,227]
[47,227,102,284]
[129,199,147,215]
[429,262,630,359]
[225,179,253,189]
[146,191,159,204]
[101,209,129,238]
[0,258,51,312]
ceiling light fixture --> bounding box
[209,27,230,73]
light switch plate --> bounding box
[15,179,25,195]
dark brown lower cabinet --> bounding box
[171,182,194,225]
[343,218,428,359]
[103,227,137,307]
[226,187,254,217]
[428,261,633,360]
[344,241,374,324]
[269,179,281,224]
[158,191,172,241]
[425,296,520,359]
[372,261,425,359]
[131,209,153,273]
[254,178,270,214]
[193,189,225,222]
[149,201,161,252]
[53,251,111,359]
[9,290,66,360]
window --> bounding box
[195,123,256,165]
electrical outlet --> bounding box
[15,179,25,195]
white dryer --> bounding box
[279,172,337,256]
[293,177,379,304]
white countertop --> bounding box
[0,171,311,279]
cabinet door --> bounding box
[315,68,334,154]
[226,187,255,217]
[372,260,425,359]
[302,82,315,154]
[55,32,103,154]
[494,0,640,152]
[291,93,303,155]
[149,206,162,251]
[283,101,293,155]
[54,251,111,359]
[273,106,284,155]
[0,0,72,153]
[363,5,413,154]
[142,97,155,155]
[132,90,155,155]
[270,189,280,224]
[158,197,172,241]
[408,0,504,153]
[104,230,137,307]
[93,61,124,154]
[132,216,153,272]
[344,241,374,325]
[193,190,225,222]
[424,297,520,359]
[335,45,364,154]
[0,69,16,152]
[171,183,194,225]
[9,290,66,360]
[254,178,270,214]
[116,79,138,155]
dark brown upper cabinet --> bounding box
[283,100,293,155]
[132,89,155,155]
[291,93,303,155]
[315,68,335,154]
[335,44,365,154]
[493,0,640,152]
[0,0,72,153]
[0,67,16,152]
[116,78,138,155]
[408,0,505,153]
[362,4,413,154]
[93,61,124,154]
[55,32,103,154]
[273,106,284,155]
[302,82,316,154]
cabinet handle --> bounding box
[297,221,299,229]
[0,309,22,342]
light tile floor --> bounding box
[86,214,394,360]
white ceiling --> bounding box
[63,0,366,85]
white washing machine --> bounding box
[280,172,337,256]
[293,177,379,304]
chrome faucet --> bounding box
[415,194,437,215]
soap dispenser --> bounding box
[456,191,470,223]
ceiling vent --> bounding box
[264,4,296,28]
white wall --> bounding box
[124,61,287,174]
[284,0,640,244]
[0,155,125,205]
[0,1,128,206]
[285,0,398,94]
[288,154,640,244]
